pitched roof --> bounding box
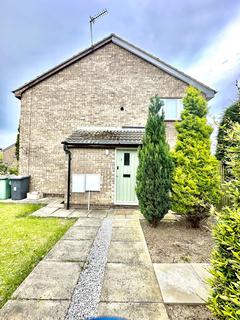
[62,127,144,146]
[2,143,16,152]
[13,33,216,100]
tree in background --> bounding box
[136,96,173,227]
[216,99,240,180]
[15,125,20,161]
[208,123,240,319]
[171,86,221,228]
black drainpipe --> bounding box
[63,144,72,210]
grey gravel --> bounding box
[65,218,112,320]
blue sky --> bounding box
[1,0,240,148]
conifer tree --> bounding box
[208,124,240,319]
[15,125,20,161]
[136,96,173,227]
[171,86,221,227]
[216,100,240,180]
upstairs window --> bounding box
[161,99,183,120]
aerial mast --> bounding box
[89,9,108,46]
[236,80,240,99]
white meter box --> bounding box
[72,173,101,192]
[72,174,86,192]
[86,174,101,191]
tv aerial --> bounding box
[89,9,108,46]
[236,80,240,98]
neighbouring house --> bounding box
[2,143,17,168]
[13,34,215,208]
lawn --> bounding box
[0,203,75,308]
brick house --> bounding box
[2,144,18,168]
[13,34,215,208]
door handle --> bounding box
[123,174,131,178]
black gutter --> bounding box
[62,142,142,149]
[63,144,72,210]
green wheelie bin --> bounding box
[0,176,11,199]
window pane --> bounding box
[124,153,130,166]
[162,99,183,120]
[164,99,177,119]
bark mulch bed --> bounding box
[166,305,215,320]
[141,218,214,263]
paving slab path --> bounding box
[97,217,169,320]
[0,208,211,319]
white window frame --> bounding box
[161,98,183,120]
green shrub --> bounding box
[136,95,173,227]
[171,86,221,227]
[209,122,240,318]
[8,167,18,175]
[208,207,240,319]
[216,100,240,180]
[0,163,8,175]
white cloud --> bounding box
[186,9,240,88]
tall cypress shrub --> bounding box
[171,86,221,227]
[15,125,20,161]
[136,95,173,227]
[216,100,240,182]
[208,123,240,319]
[216,100,240,169]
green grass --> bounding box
[0,203,75,308]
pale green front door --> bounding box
[116,149,138,204]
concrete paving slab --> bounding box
[191,263,211,284]
[125,209,141,216]
[88,210,109,218]
[45,240,92,262]
[113,209,139,216]
[63,226,99,240]
[13,261,81,300]
[108,241,151,265]
[101,263,162,303]
[31,206,58,217]
[125,214,141,219]
[74,218,102,227]
[50,208,74,218]
[154,263,209,304]
[68,210,89,218]
[46,198,64,208]
[111,227,144,242]
[107,212,126,220]
[97,302,169,320]
[0,299,70,320]
[111,219,139,227]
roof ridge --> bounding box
[13,33,216,99]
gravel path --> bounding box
[65,218,112,320]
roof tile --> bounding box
[63,128,144,146]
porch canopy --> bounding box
[62,127,145,147]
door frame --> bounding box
[114,147,139,205]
